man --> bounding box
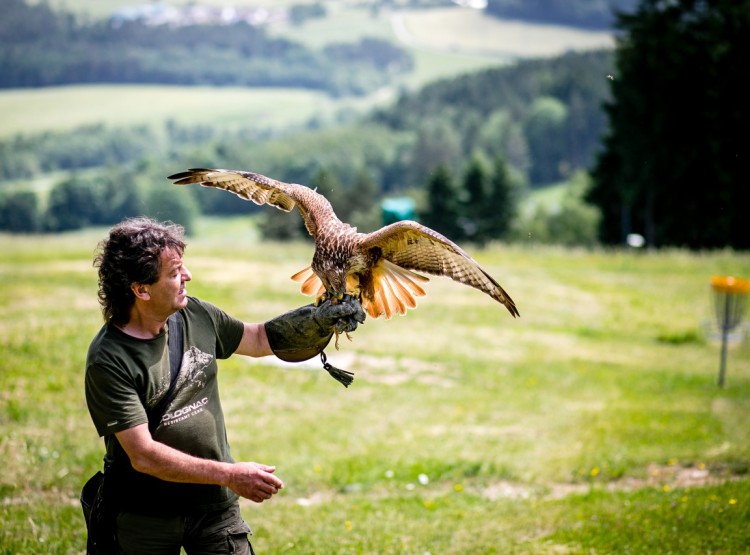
[85,217,364,554]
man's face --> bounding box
[148,248,191,316]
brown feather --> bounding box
[291,266,322,297]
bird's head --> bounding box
[326,269,349,300]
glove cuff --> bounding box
[264,305,334,363]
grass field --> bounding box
[0,85,357,140]
[393,8,613,58]
[1,218,749,553]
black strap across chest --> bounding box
[148,312,183,431]
[167,311,183,384]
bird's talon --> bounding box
[315,292,330,306]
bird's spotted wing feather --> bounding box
[360,221,519,318]
[168,168,326,237]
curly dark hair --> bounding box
[94,217,186,325]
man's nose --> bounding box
[182,266,192,281]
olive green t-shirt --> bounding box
[85,297,245,515]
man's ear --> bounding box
[132,283,150,301]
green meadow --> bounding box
[1,218,749,554]
[0,85,354,140]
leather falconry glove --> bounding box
[264,295,366,387]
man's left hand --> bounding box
[315,294,366,334]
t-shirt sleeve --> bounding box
[86,360,148,437]
[191,298,244,359]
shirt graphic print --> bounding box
[159,346,214,427]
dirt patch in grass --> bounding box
[481,463,746,501]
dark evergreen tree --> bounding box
[486,156,518,241]
[421,164,464,241]
[589,0,750,249]
[461,157,490,245]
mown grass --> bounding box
[1,219,749,554]
[394,7,614,58]
[0,85,345,140]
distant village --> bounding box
[109,3,288,28]
[109,1,488,28]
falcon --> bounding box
[167,168,519,322]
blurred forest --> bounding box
[0,0,747,250]
[486,0,640,29]
[0,0,411,95]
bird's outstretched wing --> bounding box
[168,168,331,237]
[360,220,519,318]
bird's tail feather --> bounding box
[364,260,428,320]
[291,262,429,320]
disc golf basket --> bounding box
[710,275,750,387]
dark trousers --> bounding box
[115,502,254,555]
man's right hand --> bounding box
[226,462,284,503]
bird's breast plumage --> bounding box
[311,224,360,294]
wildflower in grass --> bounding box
[418,473,429,485]
[590,467,600,477]
[668,458,677,466]
[345,520,353,531]
[385,470,394,478]
[729,499,737,505]
[424,498,435,509]
[454,484,463,492]
[663,485,670,492]
[314,464,322,473]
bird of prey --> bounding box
[168,168,519,322]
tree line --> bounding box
[0,49,615,187]
[0,47,616,248]
[0,150,558,249]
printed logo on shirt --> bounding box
[161,397,209,426]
